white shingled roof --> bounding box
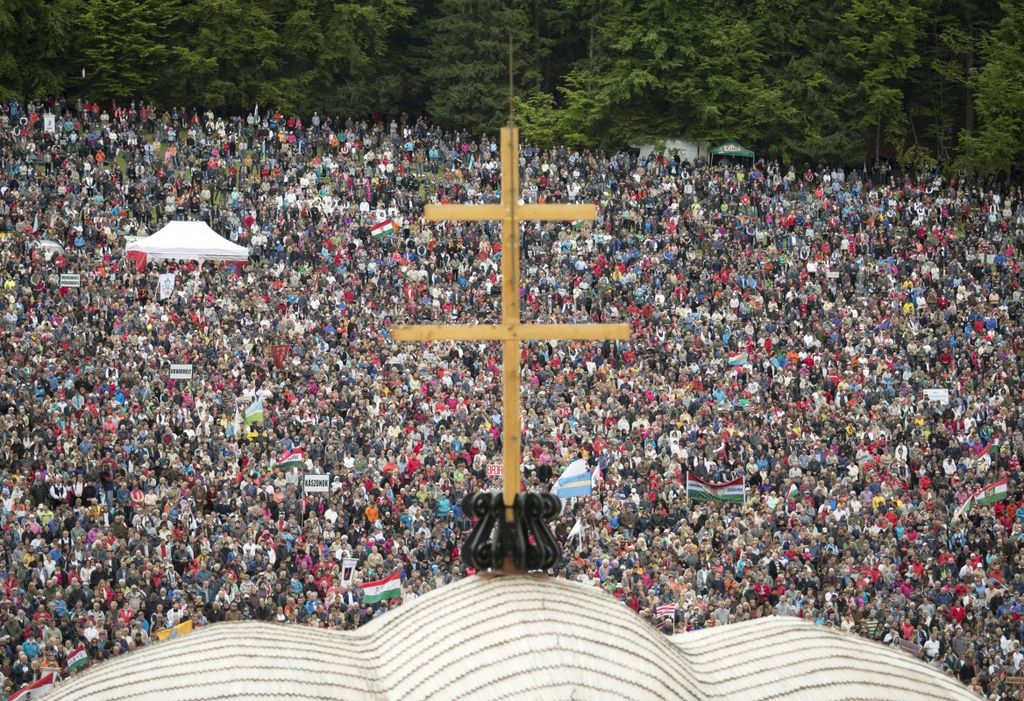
[670,617,978,701]
[48,575,978,701]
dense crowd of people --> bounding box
[0,97,1022,699]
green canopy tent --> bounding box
[709,140,755,162]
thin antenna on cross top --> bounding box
[508,35,514,125]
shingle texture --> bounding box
[47,575,979,701]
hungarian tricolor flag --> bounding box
[686,473,746,504]
[65,643,88,672]
[954,477,1009,520]
[728,352,749,367]
[370,219,395,239]
[10,672,56,701]
[276,448,305,470]
[362,570,402,604]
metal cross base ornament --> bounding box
[391,125,630,573]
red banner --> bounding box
[270,344,290,368]
[126,250,147,272]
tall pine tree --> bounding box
[958,0,1024,176]
[840,0,924,164]
[751,0,859,164]
[81,0,170,101]
[0,0,81,100]
[176,0,281,110]
[422,0,534,133]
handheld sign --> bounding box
[340,558,358,585]
[486,462,502,478]
[59,274,81,288]
[923,388,950,405]
[169,364,193,380]
[304,474,330,494]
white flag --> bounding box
[158,273,176,300]
[567,517,585,551]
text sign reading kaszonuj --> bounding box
[304,474,330,493]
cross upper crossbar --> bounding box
[391,324,629,342]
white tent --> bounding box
[125,221,248,262]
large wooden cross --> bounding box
[392,125,630,527]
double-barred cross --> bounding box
[392,125,630,528]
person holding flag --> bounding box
[553,459,593,498]
[275,448,305,470]
[243,397,266,426]
[64,644,88,674]
[226,405,242,440]
[9,672,57,701]
[953,476,1009,521]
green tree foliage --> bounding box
[515,90,564,148]
[162,0,411,114]
[958,0,1024,176]
[903,0,997,164]
[315,0,415,115]
[81,0,171,101]
[750,0,859,165]
[0,0,81,100]
[178,0,282,109]
[558,0,706,148]
[840,0,924,163]
[553,0,801,152]
[0,0,1019,174]
[421,0,535,133]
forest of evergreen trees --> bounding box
[0,0,1021,174]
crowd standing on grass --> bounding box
[0,98,1024,699]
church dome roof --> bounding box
[48,575,977,701]
[670,616,977,701]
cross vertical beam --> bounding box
[500,126,522,522]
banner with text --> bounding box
[686,473,746,504]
